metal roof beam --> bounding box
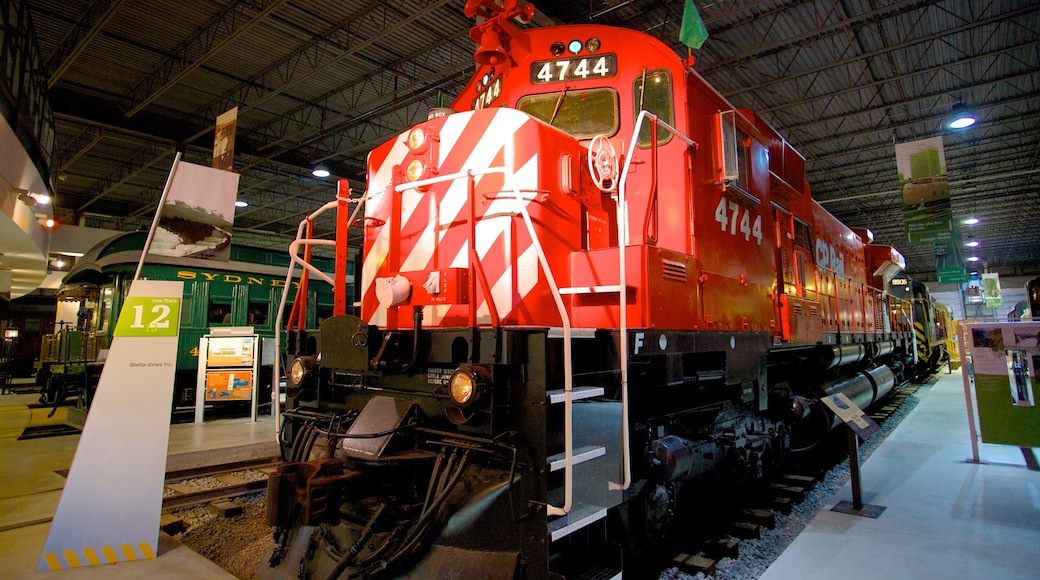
[119,0,292,117]
[45,0,128,88]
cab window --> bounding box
[517,89,618,139]
[634,69,674,147]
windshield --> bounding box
[517,88,618,139]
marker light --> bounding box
[585,38,601,52]
[568,39,582,54]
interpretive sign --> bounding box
[821,393,880,439]
[38,280,182,571]
[965,322,1040,447]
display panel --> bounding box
[205,370,253,401]
[206,335,255,367]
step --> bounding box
[547,386,604,404]
[548,445,606,472]
[548,504,608,542]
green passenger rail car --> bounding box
[38,232,344,419]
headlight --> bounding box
[288,356,317,388]
[407,127,427,151]
[406,159,426,183]
[449,364,489,408]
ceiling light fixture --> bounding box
[963,217,980,225]
[235,200,248,208]
[311,165,331,178]
[965,240,979,248]
[948,102,976,129]
[967,256,980,262]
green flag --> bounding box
[679,0,709,50]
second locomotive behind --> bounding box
[264,2,946,578]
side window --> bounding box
[248,301,269,327]
[317,304,333,327]
[793,219,813,250]
[634,69,673,147]
[718,111,750,194]
[181,294,193,327]
[98,287,115,333]
[209,299,232,325]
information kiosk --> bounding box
[195,326,260,422]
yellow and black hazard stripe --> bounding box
[914,320,928,363]
[41,542,155,570]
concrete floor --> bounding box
[762,370,1040,580]
[0,382,278,580]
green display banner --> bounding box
[904,205,953,246]
[113,296,181,337]
[937,267,968,284]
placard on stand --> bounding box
[195,326,260,423]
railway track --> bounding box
[657,378,931,578]
[162,458,279,510]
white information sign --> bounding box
[37,280,182,570]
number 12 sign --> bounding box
[114,296,181,337]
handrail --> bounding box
[274,189,369,440]
[395,166,573,516]
[611,110,697,492]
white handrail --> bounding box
[274,189,369,440]
[610,111,697,492]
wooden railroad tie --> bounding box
[742,507,776,529]
[208,501,243,518]
[728,521,761,539]
[672,553,717,576]
[766,495,793,514]
[702,538,739,560]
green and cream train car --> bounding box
[38,232,341,419]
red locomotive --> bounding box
[266,2,935,578]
